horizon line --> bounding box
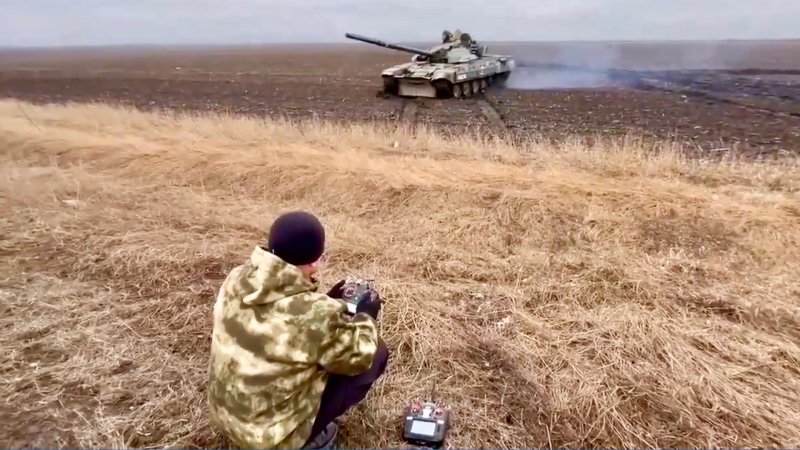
[1,37,799,51]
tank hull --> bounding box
[380,56,515,98]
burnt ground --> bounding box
[1,40,799,157]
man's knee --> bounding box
[373,340,389,376]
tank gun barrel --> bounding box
[345,33,434,57]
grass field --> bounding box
[2,98,799,448]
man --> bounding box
[207,210,388,449]
[441,29,453,43]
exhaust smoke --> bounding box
[503,40,744,91]
[505,42,624,90]
[506,64,615,90]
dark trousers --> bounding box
[306,341,390,442]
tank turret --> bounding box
[345,30,515,99]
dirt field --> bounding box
[2,99,800,449]
[1,40,800,157]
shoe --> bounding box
[305,422,338,449]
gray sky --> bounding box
[2,0,799,47]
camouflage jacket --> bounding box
[207,246,380,449]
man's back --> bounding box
[207,246,379,449]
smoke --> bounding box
[504,42,621,90]
[502,40,746,91]
[506,66,612,90]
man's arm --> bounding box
[313,297,380,376]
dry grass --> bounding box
[1,98,800,448]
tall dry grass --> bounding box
[1,98,799,448]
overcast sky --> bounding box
[2,0,799,47]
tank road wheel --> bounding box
[472,79,481,94]
[462,82,472,97]
[433,80,453,98]
[382,75,398,96]
[452,83,463,98]
[480,78,488,91]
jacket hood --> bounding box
[240,245,317,306]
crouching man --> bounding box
[207,211,388,449]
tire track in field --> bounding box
[476,95,508,136]
[393,94,508,138]
[398,98,418,129]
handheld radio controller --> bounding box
[339,277,376,315]
[402,381,451,448]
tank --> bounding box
[345,29,515,99]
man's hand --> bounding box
[326,279,346,299]
[356,289,382,320]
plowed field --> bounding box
[1,41,799,155]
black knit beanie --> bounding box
[267,211,326,266]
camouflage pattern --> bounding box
[207,245,379,449]
[344,29,516,99]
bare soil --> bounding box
[1,40,799,157]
